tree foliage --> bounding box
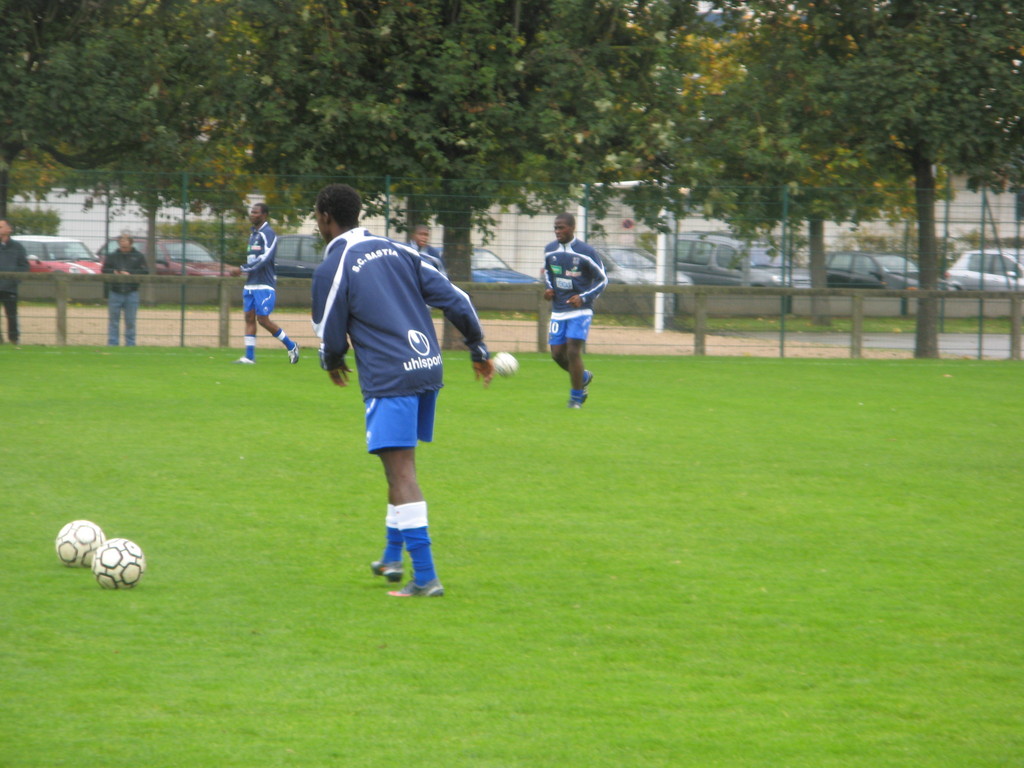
[234,0,700,277]
[704,0,1024,355]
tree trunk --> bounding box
[911,150,939,359]
[438,191,473,350]
[0,165,8,220]
[808,218,830,325]
[405,193,428,239]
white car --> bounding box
[14,235,102,275]
[946,249,1024,291]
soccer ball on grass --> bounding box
[92,538,146,589]
[492,351,519,377]
[55,520,106,567]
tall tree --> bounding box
[236,0,701,279]
[0,0,247,245]
[710,0,1024,356]
[828,0,1024,357]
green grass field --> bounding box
[1,346,1021,767]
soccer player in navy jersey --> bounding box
[408,224,447,276]
[311,184,494,598]
[543,212,607,408]
[232,202,299,364]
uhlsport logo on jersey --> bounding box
[408,330,431,356]
[404,329,441,372]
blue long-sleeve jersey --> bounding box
[543,237,607,313]
[241,222,278,287]
[311,227,488,399]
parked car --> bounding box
[437,247,539,283]
[273,233,324,278]
[674,233,803,287]
[97,237,227,276]
[825,251,921,290]
[14,236,102,274]
[946,249,1024,291]
[592,244,660,284]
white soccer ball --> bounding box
[91,538,146,589]
[55,520,106,567]
[492,351,519,377]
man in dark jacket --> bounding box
[102,234,149,346]
[0,219,29,344]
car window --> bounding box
[472,249,508,269]
[17,240,46,258]
[681,241,712,266]
[276,237,299,260]
[876,255,915,274]
[159,241,217,264]
[748,245,773,266]
[829,253,852,271]
[51,242,97,261]
[608,248,653,270]
[851,255,874,275]
[299,238,323,263]
[714,244,740,269]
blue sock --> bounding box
[401,526,437,585]
[570,388,585,403]
[382,526,404,563]
[275,328,295,350]
[244,335,256,360]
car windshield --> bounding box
[876,255,917,274]
[49,242,98,261]
[472,249,511,270]
[162,241,218,264]
[606,248,655,270]
[747,245,775,266]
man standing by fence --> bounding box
[102,234,149,346]
[231,202,299,364]
[0,219,29,345]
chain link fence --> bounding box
[3,170,1023,359]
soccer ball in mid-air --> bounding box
[492,352,519,377]
[92,538,146,589]
[55,520,106,567]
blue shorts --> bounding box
[243,287,276,316]
[548,314,593,345]
[365,391,438,453]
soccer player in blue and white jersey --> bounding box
[311,184,494,598]
[232,202,299,364]
[543,212,607,408]
[408,224,447,276]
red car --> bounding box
[14,236,103,274]
[98,237,228,276]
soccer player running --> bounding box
[232,202,299,364]
[311,184,494,598]
[543,212,607,408]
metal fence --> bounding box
[5,272,1022,361]
[4,170,1023,360]
[4,170,1023,280]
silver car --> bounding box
[946,250,1024,291]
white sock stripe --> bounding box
[394,501,428,530]
[386,504,399,527]
[244,335,256,345]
